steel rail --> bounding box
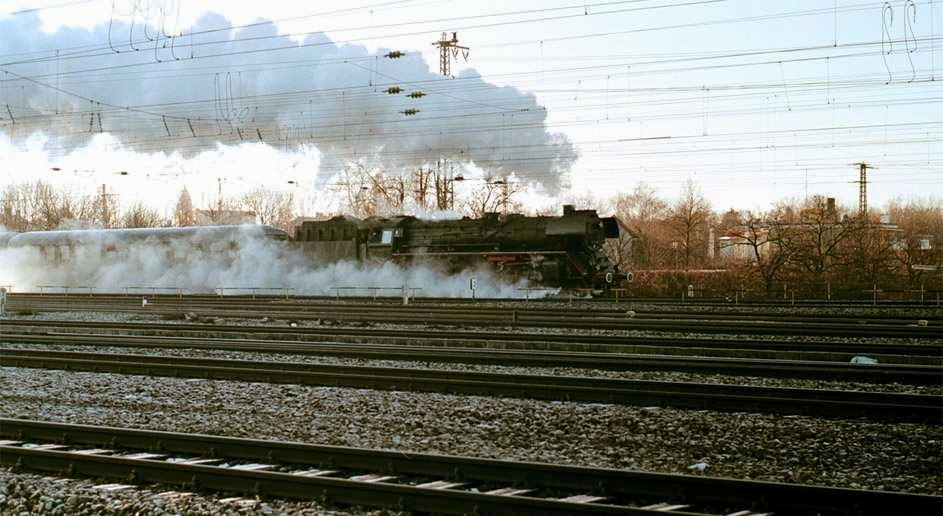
[3,331,941,385]
[0,447,651,515]
[2,350,940,423]
[3,319,940,359]
[9,295,942,327]
[9,299,938,327]
[1,419,940,516]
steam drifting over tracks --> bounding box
[2,419,940,516]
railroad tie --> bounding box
[120,452,166,460]
[230,463,274,471]
[485,487,534,496]
[416,480,467,489]
[348,473,397,483]
[29,444,68,451]
[71,448,113,455]
[559,494,608,504]
[292,468,339,477]
[640,503,693,511]
[178,457,224,465]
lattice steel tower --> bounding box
[851,162,875,217]
[432,32,469,77]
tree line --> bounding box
[605,181,942,300]
[0,181,295,231]
[2,177,939,300]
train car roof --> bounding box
[7,225,287,246]
[0,231,19,246]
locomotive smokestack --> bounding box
[562,205,575,216]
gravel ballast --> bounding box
[1,368,940,494]
[0,468,379,516]
[1,308,941,514]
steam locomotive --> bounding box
[294,205,620,288]
[0,205,620,290]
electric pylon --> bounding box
[432,32,469,77]
[851,162,876,217]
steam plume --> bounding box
[0,228,542,298]
[0,11,576,192]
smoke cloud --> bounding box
[0,228,545,298]
[0,10,576,192]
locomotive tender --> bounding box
[294,205,620,288]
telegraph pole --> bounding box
[432,32,469,77]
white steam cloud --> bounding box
[0,11,576,192]
[0,229,545,298]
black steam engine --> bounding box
[294,205,620,288]
[0,206,621,291]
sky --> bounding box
[0,0,940,219]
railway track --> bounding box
[4,294,940,338]
[2,349,940,422]
[3,331,941,385]
[9,292,943,326]
[3,319,940,364]
[8,291,943,309]
[2,418,940,516]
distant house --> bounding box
[718,227,772,263]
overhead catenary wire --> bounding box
[0,0,939,208]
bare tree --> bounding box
[199,185,241,225]
[32,182,64,229]
[774,196,856,296]
[564,191,602,212]
[240,187,295,229]
[92,184,121,229]
[610,183,669,267]
[726,209,791,296]
[414,166,433,210]
[461,177,520,218]
[884,198,943,289]
[666,179,711,268]
[121,202,166,228]
[1,183,32,231]
[62,193,100,229]
[1,181,99,230]
[340,162,379,218]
